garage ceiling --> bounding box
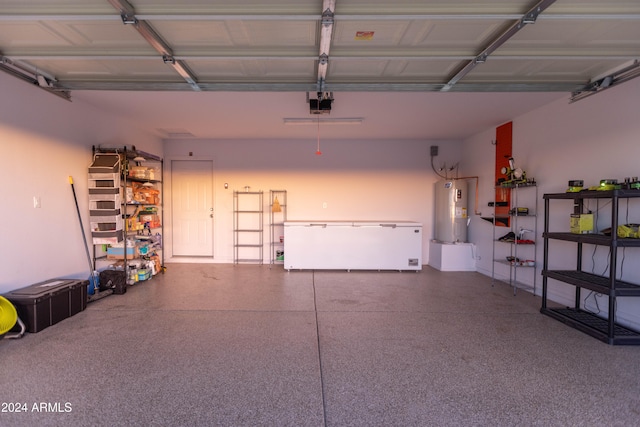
[1,0,639,140]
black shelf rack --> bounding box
[541,189,640,345]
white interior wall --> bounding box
[163,138,462,263]
[462,78,640,331]
[0,73,163,294]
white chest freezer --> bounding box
[283,221,422,271]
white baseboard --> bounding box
[167,257,226,264]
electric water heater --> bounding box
[434,179,468,243]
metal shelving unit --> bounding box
[122,148,164,282]
[269,190,287,266]
[90,146,164,288]
[541,189,640,345]
[491,183,538,295]
[233,190,264,264]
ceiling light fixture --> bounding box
[157,128,196,138]
[283,118,363,125]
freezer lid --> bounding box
[284,220,422,227]
[284,221,352,227]
[6,279,79,297]
[352,221,422,227]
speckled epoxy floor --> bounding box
[1,264,639,426]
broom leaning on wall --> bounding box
[69,176,101,298]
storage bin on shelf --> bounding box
[92,234,123,245]
[89,156,122,220]
[89,189,124,244]
[89,153,120,174]
[89,194,123,238]
[91,222,123,244]
[88,173,120,194]
[89,193,121,211]
[90,216,123,233]
[90,204,121,217]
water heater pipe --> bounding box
[429,152,480,215]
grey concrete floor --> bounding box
[1,264,639,427]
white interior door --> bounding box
[171,160,214,257]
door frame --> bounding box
[164,155,216,263]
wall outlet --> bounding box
[430,145,439,156]
[33,196,41,208]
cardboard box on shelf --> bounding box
[107,246,139,260]
[570,213,594,234]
